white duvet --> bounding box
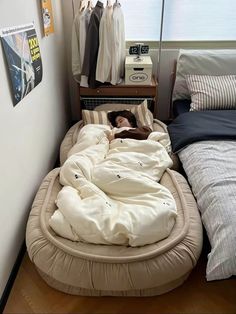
[49,124,177,247]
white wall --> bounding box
[62,0,80,120]
[0,0,70,298]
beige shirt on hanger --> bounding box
[71,11,82,82]
[71,6,91,84]
[81,0,104,88]
[111,2,125,85]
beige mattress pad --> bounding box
[26,168,203,296]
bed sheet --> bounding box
[168,110,236,281]
[179,140,236,281]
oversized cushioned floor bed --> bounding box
[26,102,203,296]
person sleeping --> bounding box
[107,110,152,141]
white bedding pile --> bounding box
[49,124,177,247]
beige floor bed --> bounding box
[26,104,202,296]
[26,167,202,296]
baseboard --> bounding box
[0,241,26,313]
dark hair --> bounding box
[107,110,137,128]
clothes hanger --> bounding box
[87,0,94,10]
[79,0,87,12]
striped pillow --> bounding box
[131,100,153,130]
[186,74,236,111]
[82,100,153,129]
[82,109,110,125]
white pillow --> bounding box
[172,49,236,101]
[82,100,153,129]
[186,74,236,111]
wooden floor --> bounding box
[4,251,236,314]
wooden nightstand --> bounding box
[78,76,158,115]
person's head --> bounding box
[107,110,137,128]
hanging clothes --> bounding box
[111,2,125,85]
[79,7,92,87]
[71,7,91,84]
[96,3,113,83]
[81,0,104,88]
[71,10,81,83]
[79,8,92,72]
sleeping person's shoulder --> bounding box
[140,126,152,132]
[114,126,152,140]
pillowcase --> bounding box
[82,109,109,125]
[186,74,236,111]
[172,49,236,101]
[82,100,153,130]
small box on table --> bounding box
[125,56,153,85]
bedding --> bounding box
[26,167,203,296]
[82,99,153,130]
[59,111,181,172]
[60,102,177,166]
[168,111,236,281]
[49,124,177,247]
[172,49,236,101]
[26,107,202,295]
[172,99,191,118]
[167,110,236,153]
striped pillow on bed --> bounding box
[186,74,236,111]
[82,110,110,125]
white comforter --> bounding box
[49,124,177,247]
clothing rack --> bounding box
[72,0,125,88]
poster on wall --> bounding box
[0,23,43,106]
[41,0,55,36]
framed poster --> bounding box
[41,0,55,36]
[0,23,43,106]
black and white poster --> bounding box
[0,23,43,106]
